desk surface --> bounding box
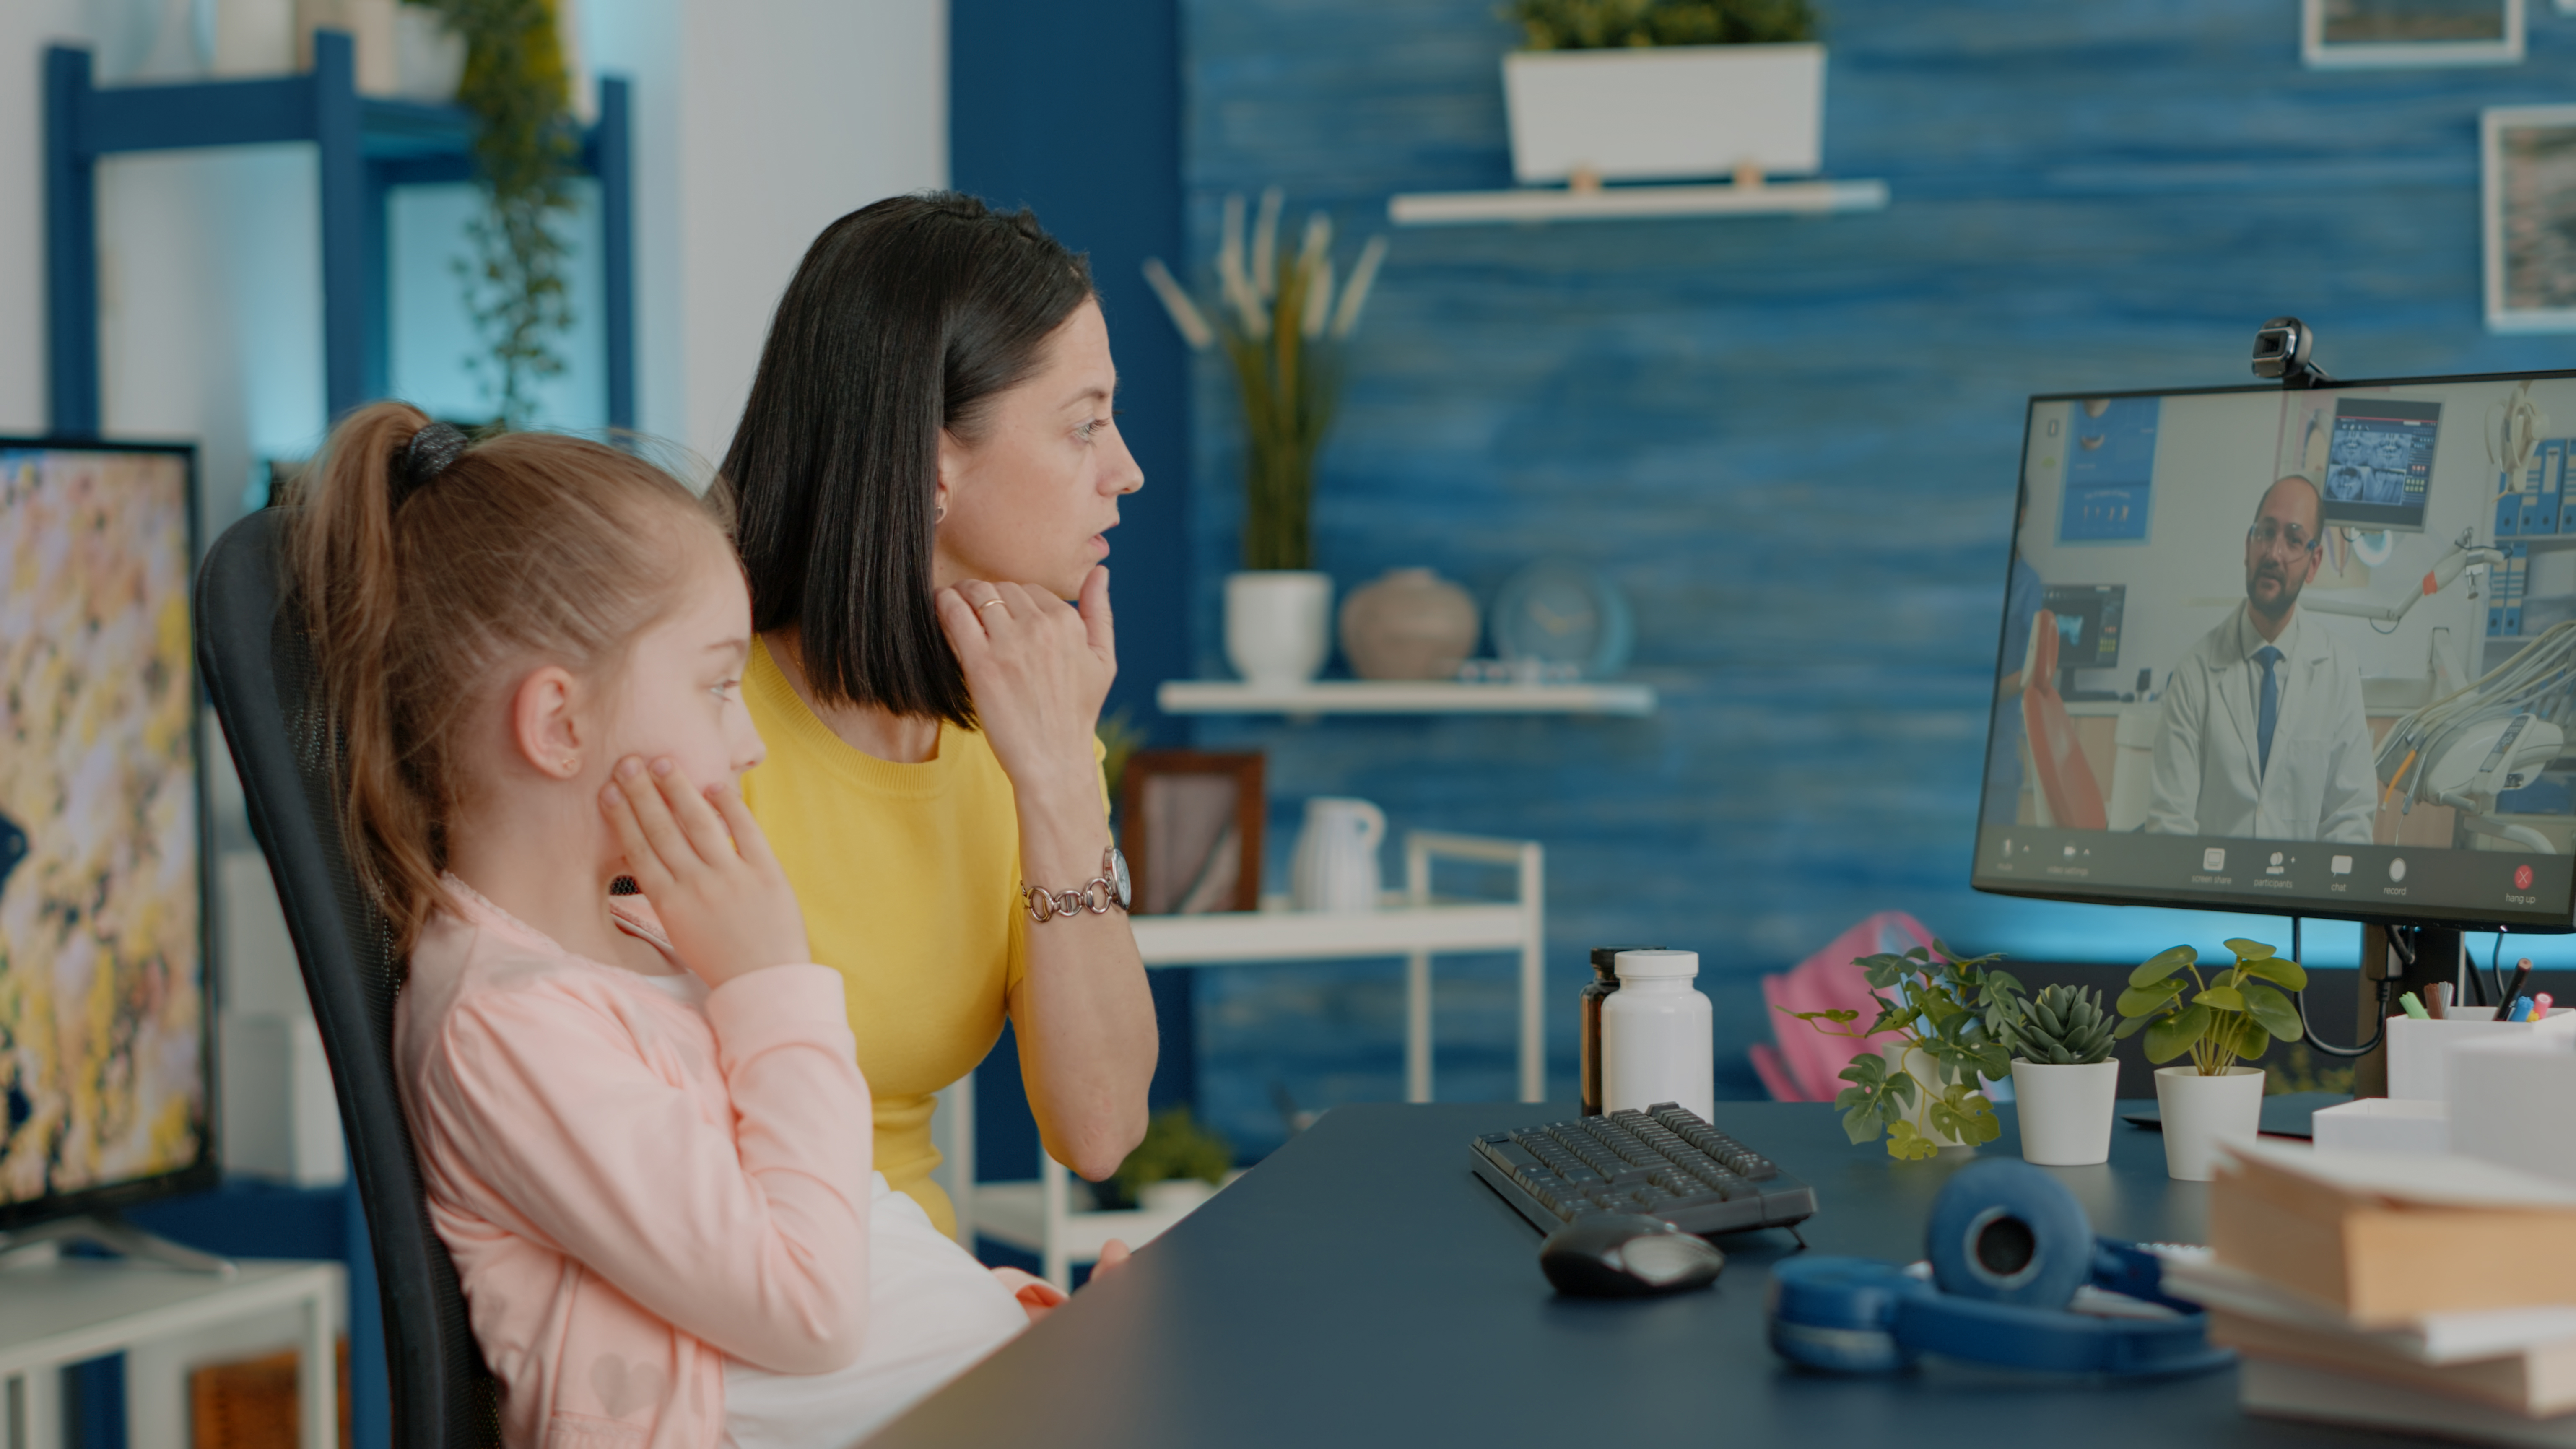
[877,1101,2394,1448]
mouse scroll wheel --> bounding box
[1617,1235,1718,1286]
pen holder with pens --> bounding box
[2384,1010,2576,1100]
[2316,1008,2576,1160]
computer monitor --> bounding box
[2043,583,2124,671]
[0,439,216,1231]
[1975,371,2576,932]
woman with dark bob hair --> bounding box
[718,193,1153,1239]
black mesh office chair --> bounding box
[195,508,502,1449]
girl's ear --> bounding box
[508,665,589,779]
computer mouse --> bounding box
[1539,1214,1724,1297]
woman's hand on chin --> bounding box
[935,566,1116,795]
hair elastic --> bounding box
[393,421,471,507]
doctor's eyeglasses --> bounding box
[2246,520,2323,554]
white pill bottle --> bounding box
[1600,949,1714,1121]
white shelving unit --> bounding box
[1158,678,1656,717]
[1388,178,1887,227]
[0,1256,340,1449]
[962,831,1547,1286]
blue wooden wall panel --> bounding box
[1175,0,2576,1153]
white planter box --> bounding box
[1501,44,1826,186]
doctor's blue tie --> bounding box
[2254,645,2282,779]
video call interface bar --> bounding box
[1975,827,2576,929]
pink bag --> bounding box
[1749,911,1938,1102]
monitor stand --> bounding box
[0,1212,236,1276]
[2348,923,2465,1098]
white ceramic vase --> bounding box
[1880,1040,1973,1150]
[1224,571,1332,691]
[1290,797,1385,913]
[2011,1058,2120,1167]
[2154,1065,2265,1181]
[1501,43,1826,186]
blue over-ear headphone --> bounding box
[1767,1158,2231,1378]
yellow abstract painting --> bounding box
[0,448,205,1207]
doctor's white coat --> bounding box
[2143,605,2377,844]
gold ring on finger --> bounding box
[982,599,1008,611]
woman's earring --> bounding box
[934,504,947,524]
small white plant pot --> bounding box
[2154,1065,2265,1181]
[1880,1041,1974,1150]
[2011,1058,2120,1166]
[1501,44,1826,186]
[1224,571,1332,690]
[1138,1179,1216,1215]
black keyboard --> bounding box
[1471,1104,1818,1238]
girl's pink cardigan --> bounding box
[395,883,872,1449]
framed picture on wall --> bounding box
[2303,0,2524,67]
[1118,751,1265,915]
[2485,106,2576,332]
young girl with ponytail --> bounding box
[288,402,1094,1449]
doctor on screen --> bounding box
[2144,474,2376,844]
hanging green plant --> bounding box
[419,0,578,427]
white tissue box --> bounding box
[2311,1096,2450,1155]
[2449,1031,2576,1185]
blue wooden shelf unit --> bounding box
[44,28,634,434]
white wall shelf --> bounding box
[1157,679,1657,716]
[1387,178,1888,227]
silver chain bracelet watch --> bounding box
[1023,845,1132,922]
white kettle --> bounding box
[1291,797,1386,913]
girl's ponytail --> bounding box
[290,402,442,949]
[285,402,717,952]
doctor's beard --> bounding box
[2246,558,2305,622]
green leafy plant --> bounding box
[1096,707,1148,805]
[1506,0,1819,49]
[1103,1106,1235,1210]
[1779,940,2023,1161]
[1143,191,1388,571]
[2113,939,2307,1077]
[2265,1041,2356,1096]
[419,0,579,427]
[1998,983,2115,1066]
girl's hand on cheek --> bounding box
[600,756,811,987]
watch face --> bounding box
[1108,845,1132,908]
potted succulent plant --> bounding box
[2115,939,2306,1181]
[1998,984,2120,1167]
[1500,0,1827,190]
[1093,1106,1236,1213]
[1779,940,2021,1161]
[1145,192,1388,691]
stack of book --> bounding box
[2168,1140,2576,1446]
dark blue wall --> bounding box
[1176,0,2576,1154]
[950,0,1197,1182]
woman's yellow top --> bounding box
[737,638,1030,1240]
